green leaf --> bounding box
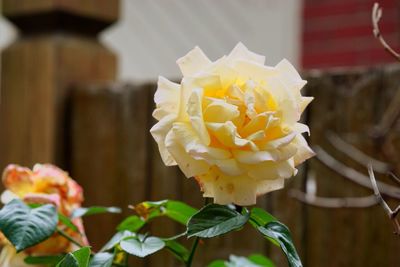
[120,235,165,258]
[0,199,58,252]
[59,213,80,233]
[207,260,226,267]
[248,254,276,267]
[208,254,275,267]
[89,252,114,267]
[72,206,121,218]
[164,201,197,225]
[257,222,302,267]
[116,215,145,232]
[187,204,249,238]
[164,239,190,262]
[249,208,276,227]
[100,230,134,252]
[24,255,64,265]
[135,200,197,225]
[57,247,91,267]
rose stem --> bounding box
[56,228,84,248]
[186,198,211,267]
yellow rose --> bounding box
[151,43,314,206]
[0,164,88,267]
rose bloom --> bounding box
[0,164,88,267]
[151,43,314,206]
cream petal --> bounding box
[256,178,285,195]
[300,96,313,114]
[275,59,307,92]
[214,158,244,176]
[293,135,315,166]
[206,121,259,151]
[187,88,210,145]
[260,132,297,149]
[248,160,296,181]
[150,114,177,166]
[233,60,276,83]
[228,42,265,65]
[171,122,231,161]
[203,98,240,123]
[165,128,210,178]
[153,76,180,120]
[177,46,211,76]
[233,144,297,164]
[294,123,310,135]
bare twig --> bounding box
[326,131,391,173]
[314,146,400,199]
[370,86,400,138]
[290,189,378,208]
[368,164,400,234]
[372,3,400,61]
[388,172,400,185]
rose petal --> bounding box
[153,76,180,120]
[177,46,211,76]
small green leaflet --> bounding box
[164,239,190,262]
[89,252,114,267]
[100,230,135,252]
[207,254,275,267]
[56,247,91,267]
[187,204,249,238]
[257,222,302,267]
[72,206,121,218]
[0,199,58,252]
[120,235,165,258]
[24,255,64,265]
[116,215,145,232]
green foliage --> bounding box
[257,222,302,267]
[24,255,64,265]
[187,204,249,238]
[89,252,114,267]
[100,230,135,252]
[164,239,190,262]
[0,199,58,252]
[116,215,145,232]
[58,213,80,233]
[72,206,121,218]
[56,247,91,267]
[207,254,275,267]
[135,200,197,225]
[120,235,165,258]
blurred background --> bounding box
[1,0,400,266]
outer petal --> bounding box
[153,76,180,120]
[187,88,210,145]
[165,125,210,178]
[293,135,315,166]
[228,42,265,65]
[248,159,296,181]
[2,164,34,197]
[275,59,307,92]
[177,46,211,76]
[150,114,177,166]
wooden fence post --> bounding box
[0,0,119,172]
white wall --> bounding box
[0,0,302,82]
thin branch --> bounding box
[368,164,400,234]
[370,85,400,138]
[290,189,378,208]
[372,3,400,61]
[326,131,390,173]
[314,146,400,199]
[388,172,400,185]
